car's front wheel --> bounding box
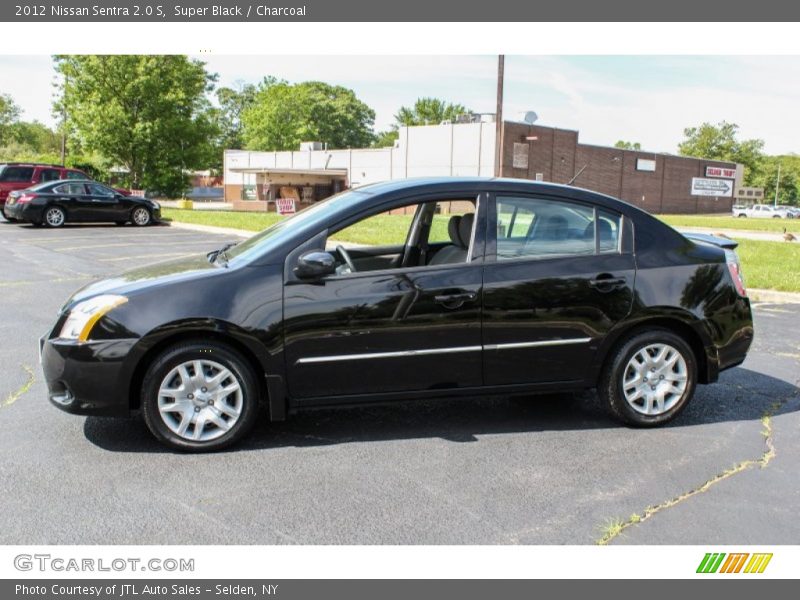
[131,206,151,226]
[599,329,697,426]
[141,341,261,451]
[44,206,66,228]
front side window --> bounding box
[495,196,621,260]
[88,183,115,197]
[325,198,477,275]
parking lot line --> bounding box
[97,252,199,263]
[52,240,222,252]
[14,232,201,244]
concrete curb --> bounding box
[167,220,252,238]
[748,289,800,304]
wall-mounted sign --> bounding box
[706,166,737,179]
[276,198,297,215]
[636,158,656,172]
[513,143,529,169]
[691,177,733,197]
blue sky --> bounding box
[1,55,798,154]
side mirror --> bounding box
[294,251,336,279]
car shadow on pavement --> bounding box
[83,367,800,454]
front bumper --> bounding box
[41,334,138,417]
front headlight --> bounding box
[59,294,128,342]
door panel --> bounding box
[284,264,484,399]
[482,253,635,385]
[85,184,122,221]
[483,193,635,386]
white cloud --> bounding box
[1,55,798,154]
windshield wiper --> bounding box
[207,241,239,266]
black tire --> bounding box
[44,205,66,228]
[141,341,261,452]
[599,328,697,427]
[131,206,151,226]
[737,214,746,218]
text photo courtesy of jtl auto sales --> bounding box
[1,1,800,594]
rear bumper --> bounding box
[41,335,137,417]
[3,202,43,222]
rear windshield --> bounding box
[0,165,35,182]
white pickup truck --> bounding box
[732,204,790,218]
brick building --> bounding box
[500,122,742,214]
[224,120,742,214]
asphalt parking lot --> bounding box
[1,218,798,545]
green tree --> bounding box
[752,156,800,206]
[0,93,21,144]
[8,121,60,154]
[242,79,375,151]
[678,121,764,184]
[54,55,219,197]
[214,81,258,152]
[394,97,470,126]
[372,129,399,148]
[614,140,641,151]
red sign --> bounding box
[706,166,736,179]
[276,198,296,215]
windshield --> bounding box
[224,187,374,265]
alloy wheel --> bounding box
[45,207,65,227]
[621,343,688,416]
[157,359,243,442]
[132,207,150,226]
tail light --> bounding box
[16,193,37,204]
[724,249,747,298]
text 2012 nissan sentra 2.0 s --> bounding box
[41,178,754,451]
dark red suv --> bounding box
[0,163,129,221]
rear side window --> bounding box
[66,170,87,180]
[0,167,35,182]
[53,183,87,195]
[39,168,62,183]
[495,196,621,260]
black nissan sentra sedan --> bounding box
[4,179,160,227]
[41,178,753,451]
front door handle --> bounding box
[435,291,477,308]
[588,274,627,290]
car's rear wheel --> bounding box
[141,341,260,451]
[599,329,697,426]
[131,206,151,226]
[44,206,66,228]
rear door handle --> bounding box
[435,291,478,307]
[588,275,627,290]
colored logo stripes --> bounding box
[697,553,772,574]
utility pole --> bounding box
[774,163,781,207]
[494,55,504,178]
[60,74,68,165]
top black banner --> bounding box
[3,0,800,21]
